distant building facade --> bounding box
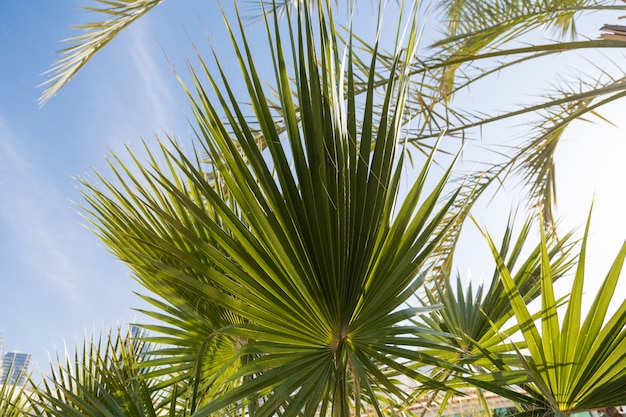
[1,352,31,386]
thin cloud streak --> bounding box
[129,20,177,132]
[0,115,84,306]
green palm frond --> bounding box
[472,209,626,414]
[39,0,165,106]
[43,1,626,231]
[420,215,577,363]
[415,1,626,225]
[433,0,619,95]
[133,293,248,413]
[339,4,626,237]
[0,365,32,417]
[406,215,576,417]
[419,61,626,222]
[438,0,593,48]
[79,1,470,415]
[31,326,174,417]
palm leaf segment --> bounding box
[39,0,164,106]
[421,216,576,365]
[31,327,167,417]
[426,0,626,223]
[471,210,626,415]
[81,2,465,416]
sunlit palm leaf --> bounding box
[406,215,576,416]
[44,0,626,233]
[346,1,626,234]
[440,0,584,44]
[344,5,626,279]
[79,142,252,414]
[31,326,175,417]
[0,364,32,417]
[420,215,576,362]
[39,0,164,105]
[80,1,469,415]
[420,1,626,224]
[423,65,626,223]
[474,210,626,414]
[433,1,620,95]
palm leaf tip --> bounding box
[38,0,164,106]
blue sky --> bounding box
[0,0,215,371]
[1,0,625,377]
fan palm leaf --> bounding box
[79,1,467,416]
[401,216,576,417]
[467,209,626,415]
[31,326,175,417]
[420,215,577,364]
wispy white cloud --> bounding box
[0,115,84,305]
[128,19,178,132]
[85,16,190,169]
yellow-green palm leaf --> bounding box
[472,210,626,415]
[79,2,464,416]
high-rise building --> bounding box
[1,352,31,386]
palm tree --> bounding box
[31,327,174,417]
[32,1,626,416]
[39,0,626,283]
[460,211,626,417]
[75,1,468,415]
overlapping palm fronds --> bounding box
[31,326,174,417]
[422,0,626,223]
[363,0,626,278]
[433,0,624,100]
[465,210,626,415]
[0,363,31,417]
[401,216,577,416]
[332,1,626,285]
[420,216,577,365]
[78,1,470,415]
[40,0,626,232]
